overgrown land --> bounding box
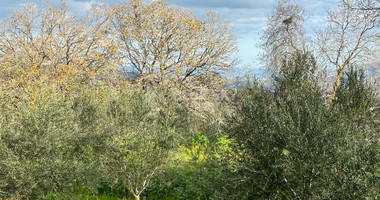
[0,0,379,199]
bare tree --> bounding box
[316,1,379,104]
[111,0,237,117]
[260,0,306,78]
[0,2,118,102]
[341,0,380,88]
[112,0,237,88]
[343,0,380,12]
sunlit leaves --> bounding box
[112,0,236,89]
[0,3,118,102]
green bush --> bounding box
[0,86,117,199]
[96,87,194,200]
[225,52,380,199]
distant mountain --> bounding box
[117,70,140,80]
[226,64,380,91]
[367,65,377,77]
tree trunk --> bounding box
[328,66,346,106]
[134,194,140,200]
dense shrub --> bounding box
[224,52,380,199]
[0,87,100,198]
[0,85,227,199]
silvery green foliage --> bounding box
[100,88,191,200]
[0,88,110,199]
[224,52,379,199]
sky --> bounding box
[0,0,340,76]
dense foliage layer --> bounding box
[0,0,379,200]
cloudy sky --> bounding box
[0,0,340,75]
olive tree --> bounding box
[225,52,380,199]
[101,88,192,200]
[0,86,112,199]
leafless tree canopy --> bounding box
[112,0,237,89]
[316,1,379,103]
[260,0,306,78]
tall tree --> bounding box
[112,0,237,117]
[260,0,306,78]
[316,1,379,104]
[112,0,236,88]
[343,0,380,12]
[0,3,117,103]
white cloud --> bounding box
[67,0,97,15]
[236,17,266,23]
